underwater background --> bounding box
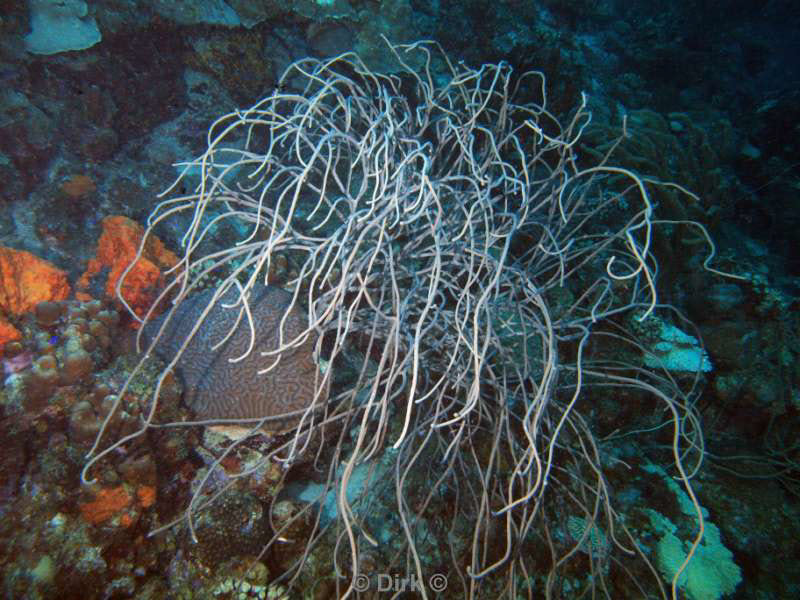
[0,1,798,599]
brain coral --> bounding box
[142,284,326,430]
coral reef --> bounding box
[0,1,797,598]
